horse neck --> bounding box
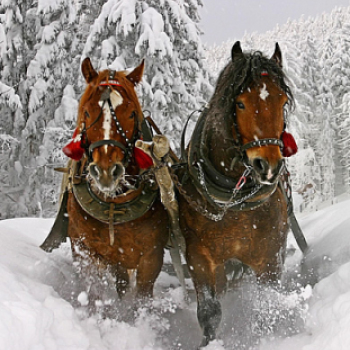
[202,105,245,179]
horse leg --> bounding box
[253,248,286,286]
[135,247,164,300]
[112,265,130,299]
[215,264,227,297]
[186,247,222,347]
[70,242,110,306]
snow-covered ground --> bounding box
[1,197,350,350]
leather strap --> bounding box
[89,139,127,153]
[242,138,284,151]
[73,180,158,225]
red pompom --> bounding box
[281,131,298,157]
[62,129,85,161]
[134,147,154,169]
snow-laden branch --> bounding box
[0,82,21,110]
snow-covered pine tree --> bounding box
[280,39,317,211]
[83,0,213,152]
[329,12,350,196]
[0,0,82,217]
[315,37,335,203]
[18,0,80,217]
[0,1,33,217]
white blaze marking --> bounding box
[99,90,123,152]
[259,83,269,101]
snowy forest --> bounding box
[1,1,350,219]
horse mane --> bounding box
[210,50,295,117]
[77,69,144,128]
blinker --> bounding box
[281,131,298,157]
[62,128,85,161]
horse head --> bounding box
[229,41,295,185]
[77,58,145,196]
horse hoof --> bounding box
[198,340,208,349]
[198,335,212,349]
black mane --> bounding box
[210,50,295,116]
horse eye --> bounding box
[84,111,90,118]
[236,102,245,110]
[129,111,136,119]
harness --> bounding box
[69,71,158,244]
[177,104,308,253]
[179,107,281,212]
[72,176,158,225]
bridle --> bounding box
[231,73,286,160]
[81,71,140,166]
[178,73,289,216]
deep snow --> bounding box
[1,196,350,350]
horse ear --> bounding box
[81,57,98,83]
[271,43,282,68]
[231,41,244,62]
[126,60,145,85]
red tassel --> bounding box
[281,131,298,157]
[62,129,85,161]
[134,147,154,169]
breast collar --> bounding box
[72,175,158,225]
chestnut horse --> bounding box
[176,42,296,346]
[60,59,169,300]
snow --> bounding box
[1,197,350,349]
[0,82,21,110]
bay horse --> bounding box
[176,41,297,346]
[58,58,169,301]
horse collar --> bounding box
[72,178,158,225]
[184,108,276,213]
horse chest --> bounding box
[67,194,169,267]
[179,189,288,264]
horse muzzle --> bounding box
[88,162,125,194]
[250,156,284,185]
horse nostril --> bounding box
[111,164,124,180]
[252,158,268,174]
[89,164,100,179]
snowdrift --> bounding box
[1,198,350,350]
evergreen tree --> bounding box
[330,13,350,195]
[0,0,80,217]
[17,0,80,216]
[83,0,213,152]
[0,0,33,217]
